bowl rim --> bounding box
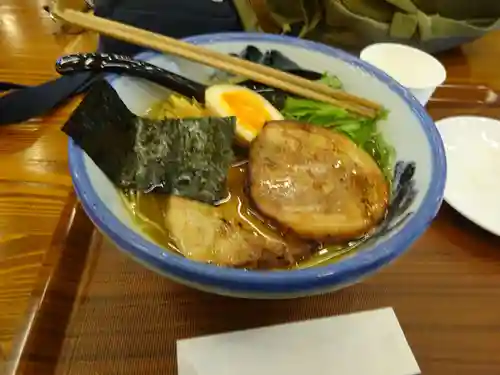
[69,32,446,294]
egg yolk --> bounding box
[221,91,273,131]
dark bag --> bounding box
[95,0,243,55]
[234,0,500,53]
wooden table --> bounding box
[0,0,97,358]
[1,4,500,373]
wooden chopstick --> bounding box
[52,8,381,118]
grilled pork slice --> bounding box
[165,196,311,268]
[249,121,389,240]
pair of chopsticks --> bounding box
[51,7,381,118]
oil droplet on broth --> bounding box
[218,162,285,243]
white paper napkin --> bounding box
[177,307,420,375]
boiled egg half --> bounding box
[205,84,284,144]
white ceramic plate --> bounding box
[436,116,500,235]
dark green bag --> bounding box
[233,0,500,52]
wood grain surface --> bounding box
[0,0,97,358]
[1,0,500,372]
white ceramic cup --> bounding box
[360,43,446,106]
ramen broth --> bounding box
[122,165,363,269]
[121,94,368,269]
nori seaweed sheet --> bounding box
[133,116,236,202]
[63,80,235,204]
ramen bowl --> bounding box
[68,33,446,299]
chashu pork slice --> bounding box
[249,121,389,241]
[165,196,311,268]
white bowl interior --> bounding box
[83,40,434,251]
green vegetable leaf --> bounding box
[282,98,351,123]
[318,72,343,89]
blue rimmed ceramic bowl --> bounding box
[68,33,446,299]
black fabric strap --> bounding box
[0,0,243,126]
[0,82,27,91]
[0,74,96,126]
